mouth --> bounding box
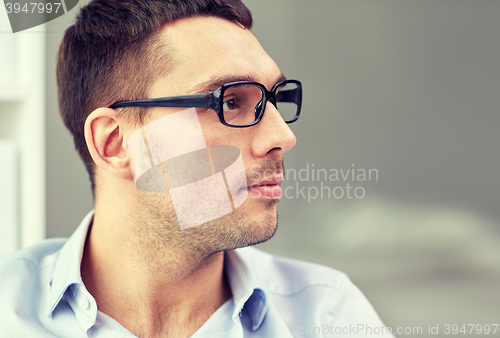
[247,176,283,199]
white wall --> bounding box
[1,8,46,255]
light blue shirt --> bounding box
[0,211,393,337]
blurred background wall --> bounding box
[5,0,500,336]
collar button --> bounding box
[78,298,90,310]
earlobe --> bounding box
[84,108,133,180]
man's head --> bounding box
[57,0,297,257]
[57,0,252,194]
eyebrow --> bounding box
[190,73,288,94]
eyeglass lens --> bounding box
[275,82,300,123]
[222,82,300,126]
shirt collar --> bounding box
[224,249,269,331]
[46,210,97,331]
[45,210,269,332]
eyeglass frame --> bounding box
[109,79,302,128]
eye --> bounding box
[223,97,240,111]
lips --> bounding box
[248,176,283,198]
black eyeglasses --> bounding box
[110,79,302,128]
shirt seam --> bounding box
[0,256,57,270]
[262,278,346,298]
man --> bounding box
[0,0,392,337]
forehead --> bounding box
[148,16,282,97]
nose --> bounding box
[251,101,297,157]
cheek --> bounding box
[196,108,220,142]
[213,129,251,154]
[196,109,254,167]
[197,111,250,147]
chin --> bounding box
[195,201,279,253]
[135,189,280,254]
[231,203,279,248]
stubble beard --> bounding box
[130,158,283,273]
[134,192,278,250]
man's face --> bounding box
[127,16,296,254]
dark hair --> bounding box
[56,0,252,195]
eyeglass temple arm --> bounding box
[109,93,217,109]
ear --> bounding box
[84,108,133,181]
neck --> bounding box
[81,206,232,338]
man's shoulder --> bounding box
[233,247,393,336]
[234,246,349,295]
[0,238,67,286]
[0,238,78,337]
